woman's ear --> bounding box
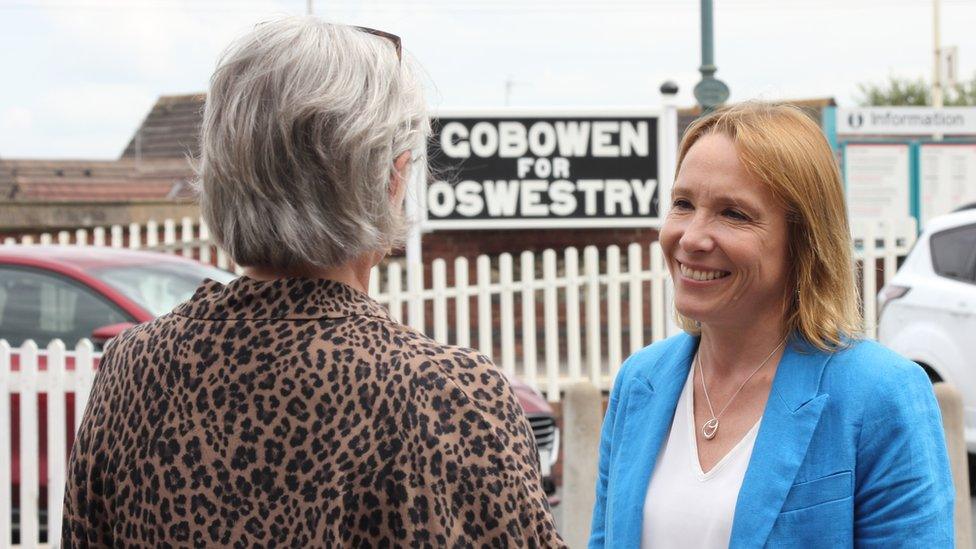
[389,151,412,206]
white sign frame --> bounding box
[418,107,675,232]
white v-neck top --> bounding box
[641,365,761,549]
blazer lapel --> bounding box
[608,334,697,548]
[729,339,831,548]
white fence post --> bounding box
[216,247,231,271]
[584,246,602,387]
[57,230,71,246]
[565,247,581,382]
[181,216,194,258]
[75,228,88,246]
[18,340,40,547]
[0,341,11,546]
[163,219,176,254]
[477,256,493,361]
[520,251,537,389]
[387,262,403,324]
[862,224,879,339]
[47,339,68,544]
[542,250,560,402]
[499,254,516,376]
[368,265,380,297]
[607,246,622,380]
[628,243,644,355]
[454,258,470,348]
[198,219,212,265]
[146,219,160,250]
[432,259,448,344]
[75,339,96,427]
[882,222,898,286]
[111,225,124,248]
[651,242,666,343]
[407,259,425,333]
[129,222,141,249]
[93,226,107,247]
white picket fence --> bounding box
[2,217,243,274]
[0,215,917,547]
[0,215,918,399]
[0,340,97,548]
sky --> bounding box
[1,0,975,159]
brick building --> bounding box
[2,93,836,262]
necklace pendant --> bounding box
[702,418,719,440]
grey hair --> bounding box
[196,17,429,270]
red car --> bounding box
[1,245,558,540]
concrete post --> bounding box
[934,382,972,548]
[561,382,604,548]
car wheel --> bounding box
[916,362,942,383]
[969,453,976,496]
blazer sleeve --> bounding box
[853,364,955,547]
[588,356,633,549]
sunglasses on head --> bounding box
[353,25,402,63]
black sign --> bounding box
[425,114,660,229]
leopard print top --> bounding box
[62,277,565,548]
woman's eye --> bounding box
[724,209,749,221]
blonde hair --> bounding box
[674,102,861,350]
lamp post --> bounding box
[932,0,944,140]
[660,80,681,337]
[932,0,943,109]
[693,0,729,114]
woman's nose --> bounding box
[677,213,715,253]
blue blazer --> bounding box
[589,333,955,548]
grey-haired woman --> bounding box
[62,17,564,548]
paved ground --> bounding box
[555,492,976,547]
[553,489,564,535]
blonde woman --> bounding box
[589,103,953,547]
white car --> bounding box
[878,205,976,451]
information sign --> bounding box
[837,107,976,136]
[844,143,911,230]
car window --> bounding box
[88,262,237,317]
[930,223,976,283]
[0,267,130,348]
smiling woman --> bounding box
[663,131,792,334]
[669,105,861,350]
[589,103,954,548]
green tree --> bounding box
[857,74,976,106]
[948,76,976,106]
